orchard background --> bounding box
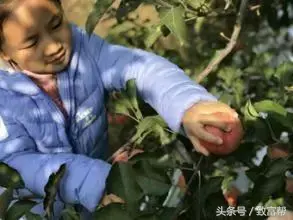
[1,0,293,219]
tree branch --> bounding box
[196,0,249,83]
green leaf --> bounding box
[129,151,176,170]
[264,67,275,80]
[218,67,238,86]
[157,125,175,145]
[93,203,132,220]
[137,215,160,220]
[0,188,13,219]
[264,197,284,207]
[274,62,293,88]
[251,175,284,205]
[0,162,25,189]
[192,176,225,219]
[144,24,163,48]
[133,160,170,183]
[106,163,143,216]
[254,100,292,128]
[159,6,188,46]
[233,79,245,108]
[219,93,233,105]
[244,100,259,122]
[43,164,66,219]
[265,158,293,178]
[198,176,224,205]
[162,185,184,208]
[135,175,171,196]
[130,116,171,145]
[85,0,113,34]
[158,208,177,220]
[170,140,193,164]
[5,200,37,220]
[60,205,80,220]
[112,79,143,120]
[137,208,177,220]
[254,100,287,117]
[199,191,229,219]
[186,0,206,10]
[24,212,43,220]
[113,98,132,116]
[125,79,139,112]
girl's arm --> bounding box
[86,32,217,133]
[0,114,110,212]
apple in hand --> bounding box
[199,112,244,155]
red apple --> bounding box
[286,178,293,193]
[199,112,244,155]
[177,174,187,192]
[224,186,241,207]
[107,113,129,125]
[114,115,128,124]
[267,143,290,159]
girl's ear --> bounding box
[0,50,10,62]
[0,50,18,70]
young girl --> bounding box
[0,0,239,218]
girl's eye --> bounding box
[52,18,62,30]
[26,37,39,49]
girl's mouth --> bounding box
[49,50,66,64]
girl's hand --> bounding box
[104,149,187,207]
[112,148,144,164]
[100,194,125,207]
[99,148,144,207]
[182,101,239,156]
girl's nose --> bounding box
[44,40,63,58]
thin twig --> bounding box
[220,32,231,41]
[196,0,249,83]
[106,140,134,162]
[196,169,202,220]
[250,5,261,11]
[171,155,204,219]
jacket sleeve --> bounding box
[0,114,111,212]
[87,34,218,133]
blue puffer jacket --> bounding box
[0,24,217,216]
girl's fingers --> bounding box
[112,151,128,163]
[129,149,144,159]
[188,135,210,156]
[199,114,232,132]
[101,195,112,206]
[101,194,125,206]
[193,101,236,115]
[107,194,125,203]
[192,124,222,145]
[112,149,144,164]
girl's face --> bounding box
[0,0,72,74]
